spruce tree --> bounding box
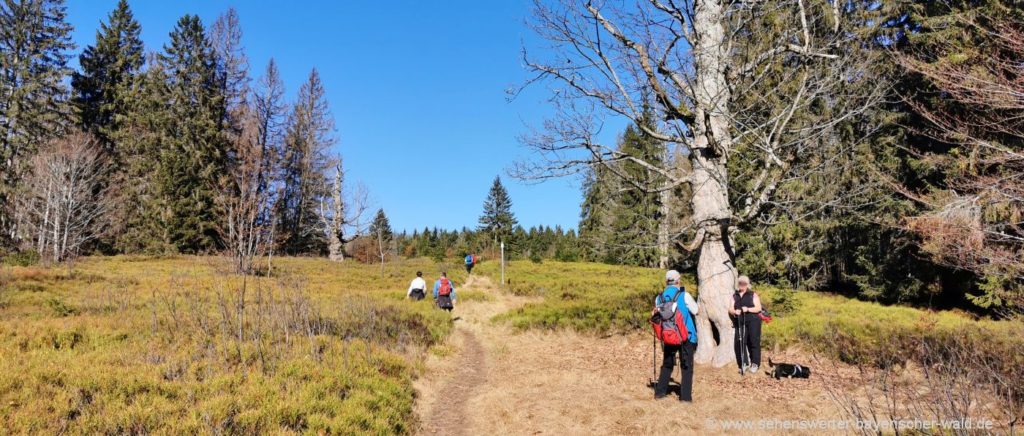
[0,0,74,245]
[478,176,517,247]
[276,69,335,254]
[155,15,227,253]
[606,121,665,267]
[369,208,393,242]
[578,164,616,261]
[112,58,172,253]
[71,0,143,154]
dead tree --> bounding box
[19,133,110,264]
[517,0,884,366]
[318,159,369,262]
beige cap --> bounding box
[666,270,681,282]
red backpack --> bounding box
[438,278,452,296]
[652,292,688,345]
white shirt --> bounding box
[683,292,698,315]
[408,277,427,296]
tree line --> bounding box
[0,0,366,273]
[362,176,583,264]
[524,0,1023,322]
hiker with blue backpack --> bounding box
[433,272,457,312]
[650,269,698,402]
[464,254,477,274]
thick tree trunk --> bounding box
[327,167,345,262]
[689,0,739,368]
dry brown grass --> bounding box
[415,275,863,435]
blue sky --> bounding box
[65,1,623,232]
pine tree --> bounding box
[478,176,518,247]
[606,121,666,267]
[210,7,249,140]
[155,15,227,253]
[113,58,172,253]
[0,0,74,245]
[253,59,286,189]
[276,69,336,254]
[369,208,393,242]
[578,163,616,261]
[71,0,143,154]
[577,118,667,267]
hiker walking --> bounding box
[464,253,477,274]
[730,275,763,375]
[651,270,698,402]
[433,272,457,312]
[407,271,427,301]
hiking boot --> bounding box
[739,364,749,375]
[749,364,759,374]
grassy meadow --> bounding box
[479,260,1024,395]
[3,256,1022,432]
[0,256,470,434]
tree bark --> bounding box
[689,0,739,368]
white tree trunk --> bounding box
[327,167,345,262]
[690,0,739,368]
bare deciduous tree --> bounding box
[19,133,110,264]
[517,0,883,366]
[218,60,286,275]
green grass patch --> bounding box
[479,260,1024,383]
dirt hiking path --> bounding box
[415,276,857,435]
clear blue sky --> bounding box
[65,1,623,233]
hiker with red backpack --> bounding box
[650,269,698,402]
[433,272,457,312]
[730,275,763,375]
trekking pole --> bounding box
[652,331,657,386]
[740,310,748,374]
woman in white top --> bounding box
[407,271,427,300]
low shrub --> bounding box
[0,256,455,434]
[2,249,41,267]
[46,297,78,317]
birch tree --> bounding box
[518,0,884,366]
[19,133,109,264]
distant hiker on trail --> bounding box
[408,271,427,301]
[730,275,763,375]
[650,270,698,402]
[434,272,457,312]
[464,254,477,274]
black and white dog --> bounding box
[768,358,811,379]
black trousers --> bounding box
[465,263,474,274]
[655,341,696,401]
[410,289,425,301]
[436,295,453,312]
[734,315,762,368]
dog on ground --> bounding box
[768,358,811,379]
